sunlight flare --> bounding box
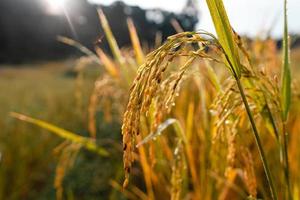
[44,0,66,15]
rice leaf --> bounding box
[10,112,109,156]
[281,0,291,121]
[281,2,292,200]
[136,118,187,147]
[95,47,119,78]
[98,9,124,65]
[127,18,144,65]
[205,0,241,78]
[57,36,101,64]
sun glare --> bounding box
[45,0,65,15]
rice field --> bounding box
[2,0,300,199]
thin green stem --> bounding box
[264,100,280,140]
[235,78,278,200]
[265,96,291,199]
[282,122,292,200]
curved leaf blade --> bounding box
[10,112,109,156]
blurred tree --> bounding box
[0,0,199,64]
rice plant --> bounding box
[10,0,300,199]
[121,0,293,199]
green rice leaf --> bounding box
[205,0,241,78]
[281,0,291,121]
[98,9,124,65]
[10,112,109,156]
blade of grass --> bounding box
[98,9,124,65]
[10,112,109,156]
[205,0,241,79]
[281,0,291,122]
[281,0,292,199]
[127,18,144,65]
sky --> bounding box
[88,0,300,38]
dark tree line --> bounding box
[0,0,199,64]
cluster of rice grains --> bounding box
[88,75,126,138]
[121,28,286,198]
[122,31,225,187]
[54,142,82,200]
[209,80,258,198]
[208,36,283,199]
